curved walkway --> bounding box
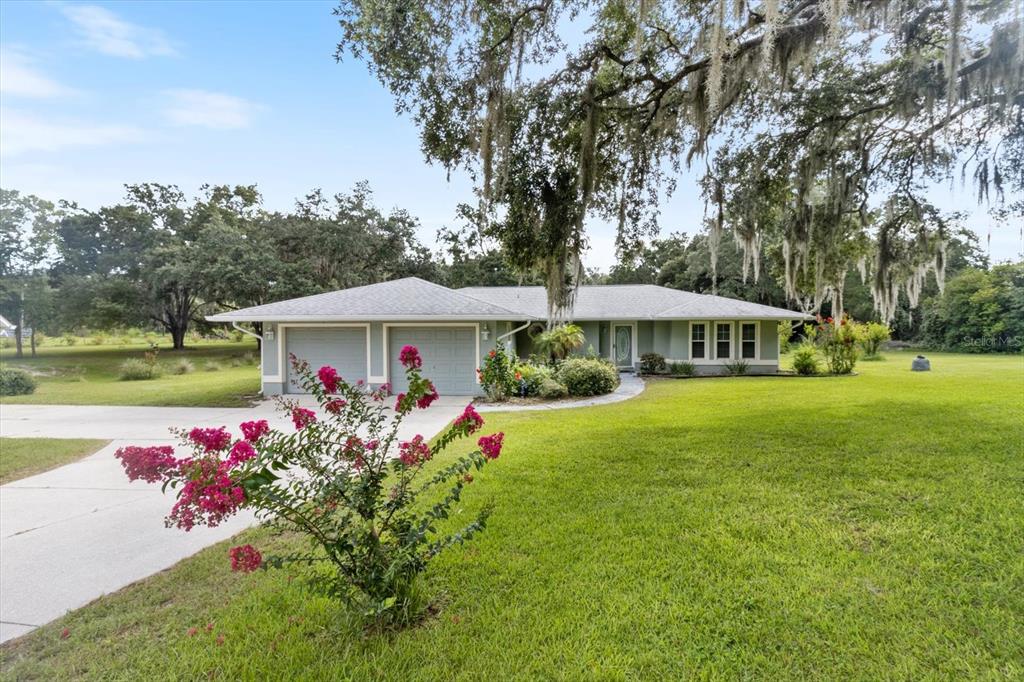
[476,372,645,412]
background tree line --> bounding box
[0,184,527,357]
[2,184,1018,357]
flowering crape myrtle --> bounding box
[114,345,504,625]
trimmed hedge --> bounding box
[555,358,619,397]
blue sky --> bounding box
[1,1,1019,270]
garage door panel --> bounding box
[389,326,477,396]
[285,327,367,393]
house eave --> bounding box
[206,314,540,323]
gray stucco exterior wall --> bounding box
[760,320,779,360]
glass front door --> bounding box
[613,325,632,368]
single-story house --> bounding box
[207,277,810,396]
[0,315,15,338]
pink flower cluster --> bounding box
[325,398,347,414]
[229,544,262,573]
[291,407,317,430]
[226,440,256,468]
[477,432,504,460]
[399,345,422,369]
[453,404,484,435]
[398,434,432,466]
[341,436,366,469]
[115,445,179,483]
[188,427,232,453]
[168,459,246,531]
[417,381,439,409]
[240,419,269,444]
[318,365,340,393]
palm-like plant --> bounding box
[532,323,585,363]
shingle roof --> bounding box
[206,277,523,322]
[457,285,809,320]
[207,277,810,322]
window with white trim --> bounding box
[716,323,731,359]
[691,323,706,359]
[741,322,757,359]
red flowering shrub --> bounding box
[114,348,504,627]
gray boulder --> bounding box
[911,355,931,372]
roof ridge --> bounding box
[412,277,531,318]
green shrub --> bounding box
[242,351,257,365]
[724,360,749,376]
[62,333,78,346]
[118,359,162,381]
[515,363,553,397]
[668,361,696,376]
[778,321,794,353]
[204,361,222,372]
[0,337,13,349]
[171,358,195,375]
[0,368,37,396]
[858,321,891,359]
[91,333,107,346]
[791,343,820,375]
[230,329,245,343]
[555,358,619,397]
[640,352,666,374]
[537,378,569,399]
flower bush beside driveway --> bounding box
[114,345,504,627]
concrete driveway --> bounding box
[0,397,468,643]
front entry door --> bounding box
[613,324,633,369]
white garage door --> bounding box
[285,327,367,393]
[388,326,478,396]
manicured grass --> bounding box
[0,341,260,407]
[0,438,110,485]
[1,353,1022,679]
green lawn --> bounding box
[1,353,1022,679]
[0,341,261,407]
[0,438,110,485]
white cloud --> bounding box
[61,5,177,59]
[0,48,76,98]
[162,89,259,129]
[0,107,147,156]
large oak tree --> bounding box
[335,0,1022,323]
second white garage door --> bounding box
[388,326,478,396]
[285,326,368,393]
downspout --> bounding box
[497,320,532,352]
[231,321,263,342]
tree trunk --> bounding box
[170,323,187,350]
[15,289,24,357]
[30,327,37,357]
